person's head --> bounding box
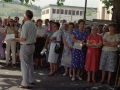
[32,19,35,23]
[14,17,19,23]
[8,19,14,27]
[45,19,49,26]
[108,23,116,33]
[0,19,2,25]
[78,19,85,29]
[49,20,54,27]
[24,10,33,21]
[98,25,103,34]
[63,23,68,31]
[36,19,43,27]
[52,22,60,31]
[68,22,74,32]
[3,19,7,26]
[62,19,66,24]
[103,25,109,34]
[91,26,99,35]
[86,26,91,35]
[74,22,79,29]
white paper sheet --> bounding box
[0,28,4,33]
[5,34,15,40]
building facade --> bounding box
[41,4,97,22]
[97,0,112,20]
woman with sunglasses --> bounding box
[4,19,18,66]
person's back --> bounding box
[20,20,37,44]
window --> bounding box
[76,11,79,15]
[61,9,64,14]
[69,10,71,15]
[52,9,56,14]
[46,9,49,14]
[72,10,75,15]
[42,11,45,15]
[56,20,59,22]
[65,10,67,14]
[80,11,83,16]
[57,9,59,14]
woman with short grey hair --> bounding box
[85,26,102,83]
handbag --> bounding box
[64,53,71,66]
[73,42,82,50]
[54,41,63,54]
[2,42,6,48]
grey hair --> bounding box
[91,25,99,31]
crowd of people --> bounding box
[0,10,120,89]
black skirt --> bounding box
[34,37,46,59]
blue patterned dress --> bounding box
[71,29,88,69]
[61,32,73,67]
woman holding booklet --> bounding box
[71,19,88,81]
[4,19,18,66]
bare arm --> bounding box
[63,37,71,51]
[72,34,82,43]
[86,40,97,48]
[103,39,112,47]
[109,41,119,47]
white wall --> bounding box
[41,5,97,22]
[97,0,112,20]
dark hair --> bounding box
[54,22,60,28]
[15,16,19,20]
[7,19,14,27]
[78,19,85,24]
[45,19,49,22]
[49,20,54,23]
[68,22,74,28]
[108,23,116,28]
[86,26,91,32]
[37,19,43,23]
[36,19,43,27]
[25,10,33,19]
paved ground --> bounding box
[0,59,116,90]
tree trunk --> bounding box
[112,0,120,33]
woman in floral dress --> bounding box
[61,22,74,77]
[71,19,88,81]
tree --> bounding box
[2,0,120,29]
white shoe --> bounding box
[71,77,75,81]
[63,73,67,76]
[69,74,72,77]
[76,75,82,80]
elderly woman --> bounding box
[61,22,74,77]
[48,22,61,76]
[99,23,120,85]
[85,26,102,83]
[71,19,88,81]
[4,19,18,66]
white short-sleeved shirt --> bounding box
[20,20,37,44]
[36,27,46,37]
[102,32,120,51]
[52,30,61,42]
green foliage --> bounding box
[57,0,65,6]
[102,0,114,14]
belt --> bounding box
[21,44,34,45]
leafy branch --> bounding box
[102,0,114,13]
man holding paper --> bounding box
[13,10,37,89]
